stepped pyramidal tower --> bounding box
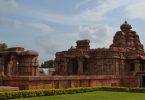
[110,21,144,51]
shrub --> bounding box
[0,86,145,99]
[99,86,129,92]
[129,88,145,93]
[0,92,7,100]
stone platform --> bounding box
[1,75,137,90]
[0,86,19,92]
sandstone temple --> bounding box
[0,21,145,90]
[55,21,145,87]
[0,47,39,76]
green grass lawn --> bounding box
[11,91,145,100]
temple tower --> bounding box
[110,21,144,51]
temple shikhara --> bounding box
[1,21,145,90]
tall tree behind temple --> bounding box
[41,60,54,68]
[0,43,7,51]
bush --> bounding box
[1,87,145,99]
[99,86,129,92]
[129,88,145,93]
[0,92,7,100]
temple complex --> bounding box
[1,21,145,90]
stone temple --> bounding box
[0,47,39,76]
[55,21,145,87]
[0,21,145,90]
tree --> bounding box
[0,43,7,51]
[41,60,54,68]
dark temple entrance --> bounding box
[68,59,78,75]
[142,76,145,87]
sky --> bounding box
[1,0,145,63]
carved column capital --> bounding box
[63,58,69,63]
[134,60,140,63]
[77,56,85,62]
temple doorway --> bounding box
[72,60,78,74]
[142,76,145,87]
[68,59,78,75]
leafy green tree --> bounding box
[41,60,54,68]
[0,43,7,51]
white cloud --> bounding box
[79,25,116,48]
[0,17,54,34]
[28,0,145,26]
[23,0,127,26]
[74,0,92,10]
[76,0,126,23]
[24,10,74,26]
[0,18,15,24]
[0,0,18,12]
[34,35,74,61]
[0,18,21,29]
[126,1,145,20]
[27,23,54,33]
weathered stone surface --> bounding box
[0,47,39,76]
[1,75,138,90]
[110,21,144,51]
[1,75,123,89]
[0,86,19,91]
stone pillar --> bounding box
[134,60,140,72]
[120,60,125,75]
[63,59,69,74]
[55,62,59,74]
[7,60,13,76]
[11,57,17,75]
[137,76,141,87]
[35,66,39,76]
[34,58,39,76]
[115,60,120,75]
[0,59,4,76]
[77,57,84,74]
